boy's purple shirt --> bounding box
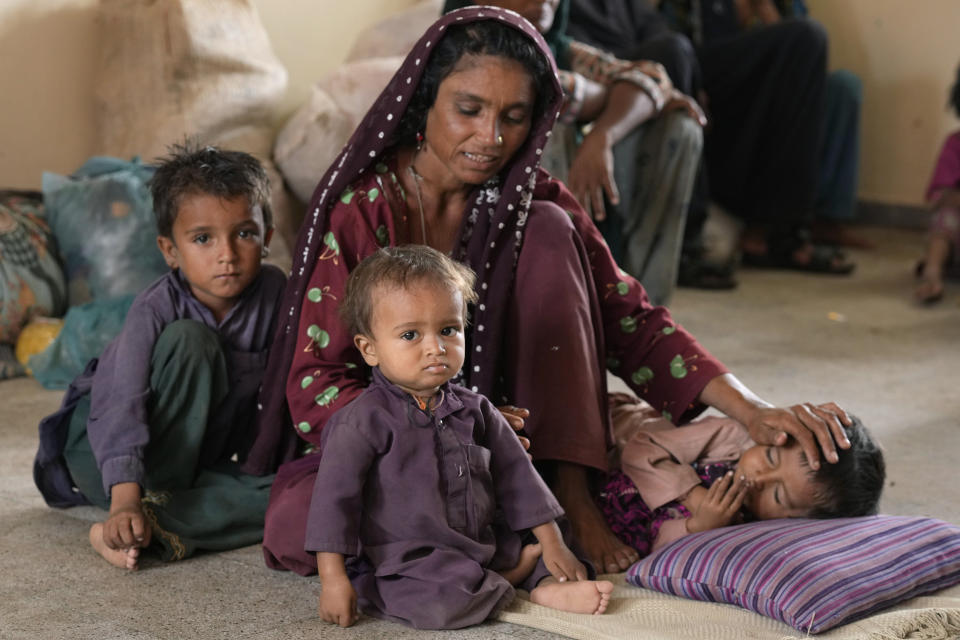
[34,264,285,507]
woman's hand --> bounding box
[498,404,531,455]
[568,128,618,221]
[684,472,746,534]
[744,402,852,470]
[698,375,852,471]
[663,90,708,127]
[636,60,673,95]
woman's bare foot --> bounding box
[530,577,614,615]
[498,543,542,586]
[89,523,140,570]
[555,463,639,573]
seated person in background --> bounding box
[34,143,285,570]
[656,0,856,274]
[734,0,867,249]
[598,395,884,556]
[443,0,707,306]
[312,246,613,629]
[915,62,960,304]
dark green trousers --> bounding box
[63,320,274,561]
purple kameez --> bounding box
[307,368,564,629]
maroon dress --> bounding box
[248,7,728,576]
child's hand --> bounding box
[686,471,746,534]
[541,541,589,582]
[103,483,150,551]
[102,504,151,550]
[318,575,359,627]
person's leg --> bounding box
[615,111,701,306]
[261,452,323,575]
[353,549,516,629]
[700,19,827,242]
[916,208,960,303]
[816,70,862,222]
[812,70,872,248]
[504,205,638,574]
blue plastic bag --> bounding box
[42,157,167,306]
[28,295,135,389]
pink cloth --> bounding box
[612,396,755,551]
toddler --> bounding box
[308,245,614,630]
[916,63,960,303]
[598,395,885,555]
[34,143,285,569]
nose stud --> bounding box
[496,134,504,146]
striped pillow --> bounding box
[626,516,960,633]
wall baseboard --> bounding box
[856,200,931,229]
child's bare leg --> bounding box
[529,576,614,615]
[916,233,949,303]
[89,523,141,570]
[497,543,542,586]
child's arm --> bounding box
[100,482,151,551]
[531,521,589,582]
[316,552,358,628]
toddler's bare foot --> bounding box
[498,543,542,586]
[89,523,140,570]
[530,577,614,615]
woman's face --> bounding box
[421,54,535,187]
[491,0,560,33]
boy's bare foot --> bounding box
[89,523,140,570]
[530,577,614,615]
[497,543,542,586]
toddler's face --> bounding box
[735,439,819,520]
[157,194,271,322]
[355,279,466,398]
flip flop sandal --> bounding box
[742,243,855,275]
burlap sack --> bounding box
[93,0,297,271]
[274,57,404,204]
[344,0,440,63]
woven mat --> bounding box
[497,575,960,640]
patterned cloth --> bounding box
[0,192,66,356]
[596,460,736,558]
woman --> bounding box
[443,0,706,306]
[244,6,851,577]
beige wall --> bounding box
[808,0,960,206]
[0,0,417,190]
[2,1,957,206]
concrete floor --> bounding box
[1,225,958,639]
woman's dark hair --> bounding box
[149,141,273,238]
[951,64,960,118]
[393,20,556,148]
[807,415,886,519]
